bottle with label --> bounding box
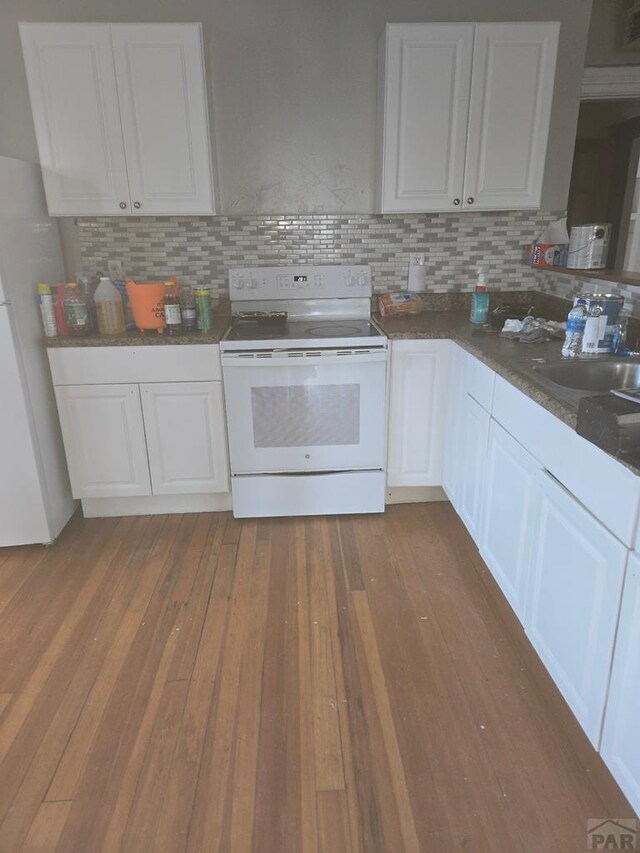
[611,307,631,354]
[164,282,182,335]
[53,284,69,336]
[94,275,126,335]
[195,287,212,333]
[180,285,197,332]
[63,282,90,336]
[582,303,605,355]
[470,267,490,325]
[561,298,587,358]
[37,283,57,337]
[76,272,97,333]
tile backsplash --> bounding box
[533,269,640,319]
[77,211,558,298]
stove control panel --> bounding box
[228,265,371,300]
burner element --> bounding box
[304,323,362,338]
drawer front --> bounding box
[458,344,495,410]
[492,374,640,547]
[48,344,221,385]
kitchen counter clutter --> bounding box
[44,314,230,346]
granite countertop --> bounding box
[376,309,640,476]
[377,310,581,430]
[45,314,231,346]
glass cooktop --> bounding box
[223,318,385,344]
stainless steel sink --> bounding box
[535,359,640,392]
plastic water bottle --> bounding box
[561,298,587,358]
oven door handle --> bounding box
[221,350,388,368]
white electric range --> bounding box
[220,265,388,518]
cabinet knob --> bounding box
[133,202,141,209]
[119,202,127,209]
[467,197,474,204]
[453,198,461,206]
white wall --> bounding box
[0,0,593,214]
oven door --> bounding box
[221,349,387,474]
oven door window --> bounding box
[222,356,386,474]
[251,384,359,448]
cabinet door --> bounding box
[480,420,540,623]
[442,343,465,509]
[601,552,640,816]
[141,382,229,495]
[526,470,627,747]
[111,24,215,215]
[19,24,131,215]
[387,340,450,487]
[457,393,490,541]
[463,22,559,210]
[378,24,473,213]
[54,384,151,498]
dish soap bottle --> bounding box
[94,275,126,335]
[470,267,490,325]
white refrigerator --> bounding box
[0,155,76,546]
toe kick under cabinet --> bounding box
[47,345,231,517]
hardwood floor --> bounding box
[0,503,634,852]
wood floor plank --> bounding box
[0,516,156,850]
[308,519,345,793]
[186,521,259,853]
[317,790,352,853]
[0,504,635,853]
[45,514,183,802]
[0,694,12,719]
[22,800,71,853]
[351,590,421,853]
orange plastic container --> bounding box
[125,278,166,333]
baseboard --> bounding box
[81,492,232,518]
[386,486,448,504]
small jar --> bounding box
[194,287,212,333]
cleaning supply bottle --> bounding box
[470,267,490,325]
[94,276,126,335]
[63,282,90,336]
[37,283,57,338]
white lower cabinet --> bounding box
[47,345,230,511]
[442,343,465,506]
[54,383,151,498]
[525,470,627,747]
[601,553,640,815]
[457,393,490,541]
[141,382,229,495]
[480,420,540,623]
[387,340,450,486]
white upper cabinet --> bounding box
[377,21,559,213]
[464,23,559,210]
[377,24,474,213]
[19,24,130,216]
[20,23,216,216]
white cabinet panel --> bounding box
[378,24,473,212]
[442,343,465,508]
[492,375,640,547]
[526,470,627,747]
[111,24,214,215]
[141,382,229,495]
[55,384,151,498]
[458,393,490,541]
[464,23,559,210]
[480,420,540,623]
[387,340,450,486]
[19,23,130,215]
[601,552,640,816]
[377,21,559,213]
[20,22,215,216]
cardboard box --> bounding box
[525,242,568,268]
